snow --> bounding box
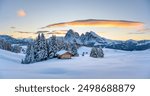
[0,47,150,79]
[94,42,101,46]
[56,50,68,55]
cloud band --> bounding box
[46,19,144,29]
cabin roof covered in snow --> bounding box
[57,50,68,55]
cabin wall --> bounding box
[58,54,71,59]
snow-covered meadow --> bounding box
[0,47,150,79]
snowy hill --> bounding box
[0,35,31,45]
[0,47,150,79]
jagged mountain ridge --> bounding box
[64,29,150,51]
[0,30,150,51]
[65,29,109,46]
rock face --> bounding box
[64,29,150,51]
[64,29,81,43]
[64,30,108,47]
[80,31,107,47]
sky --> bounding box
[0,0,150,40]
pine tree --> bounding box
[0,39,11,51]
[22,33,49,64]
[34,34,41,62]
[97,47,104,58]
[11,45,21,53]
[70,40,79,56]
[40,33,48,60]
[22,44,35,64]
[64,41,71,51]
[82,52,85,56]
[48,35,58,58]
[23,44,31,64]
[30,44,35,62]
[34,33,48,61]
[57,38,64,51]
[51,35,58,55]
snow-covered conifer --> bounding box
[90,47,104,58]
[47,35,58,58]
[82,52,85,56]
[40,33,48,60]
[70,40,79,56]
[34,33,48,61]
[22,44,35,64]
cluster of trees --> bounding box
[0,39,11,51]
[22,33,79,64]
[0,39,21,53]
[90,47,104,58]
[22,33,105,64]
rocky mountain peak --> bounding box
[65,29,80,40]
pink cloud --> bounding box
[17,9,26,17]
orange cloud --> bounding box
[46,19,144,29]
[11,31,36,38]
[17,9,26,17]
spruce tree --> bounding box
[22,44,35,64]
[71,40,79,56]
[30,44,35,62]
[48,35,58,58]
[34,33,48,61]
[34,34,41,62]
[40,33,48,60]
[22,33,48,64]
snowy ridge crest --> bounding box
[64,29,150,51]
